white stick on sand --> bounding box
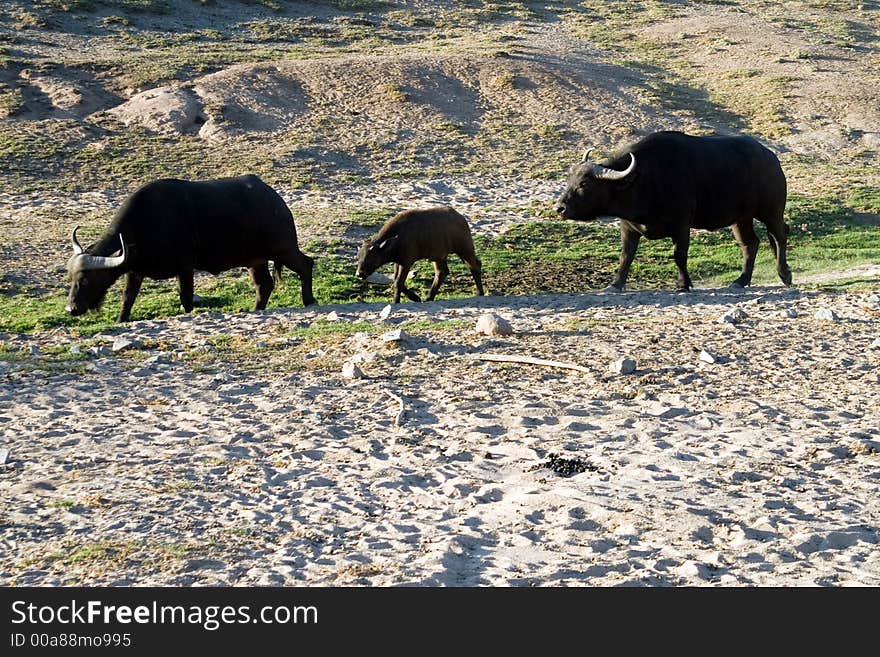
[384,390,405,427]
[466,353,592,374]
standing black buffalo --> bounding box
[554,131,792,291]
[66,175,316,322]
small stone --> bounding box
[699,349,717,364]
[28,345,40,356]
[326,311,341,322]
[365,272,393,285]
[379,304,393,321]
[381,329,408,342]
[865,294,879,305]
[609,357,637,374]
[475,313,513,336]
[69,345,82,355]
[112,337,141,352]
[143,355,169,367]
[719,308,748,324]
[88,346,111,357]
[779,308,798,318]
[870,337,880,349]
[341,361,364,379]
[0,448,8,466]
[814,307,839,321]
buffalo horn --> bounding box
[71,233,127,271]
[592,153,636,180]
[581,148,593,163]
[71,226,84,255]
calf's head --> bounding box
[555,149,636,220]
[356,236,398,279]
[65,227,127,316]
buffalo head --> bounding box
[65,227,127,316]
[355,236,398,280]
[554,149,637,220]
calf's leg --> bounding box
[393,262,421,303]
[456,249,484,297]
[427,259,449,301]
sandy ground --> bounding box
[1,286,879,586]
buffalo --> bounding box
[66,175,316,322]
[356,206,484,303]
[554,130,792,291]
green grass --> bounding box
[4,191,876,335]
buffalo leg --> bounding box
[393,262,421,303]
[730,219,760,288]
[279,249,316,306]
[248,263,275,310]
[609,226,641,291]
[457,251,484,296]
[427,259,449,301]
[177,270,195,314]
[671,229,692,291]
[762,214,792,286]
[117,272,143,322]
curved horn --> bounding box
[581,148,593,163]
[71,226,84,255]
[73,234,127,271]
[592,152,636,181]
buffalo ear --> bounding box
[377,235,399,251]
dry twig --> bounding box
[384,390,405,427]
[467,353,591,374]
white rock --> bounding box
[475,313,513,336]
[326,311,341,322]
[365,272,393,285]
[0,448,8,466]
[779,308,798,318]
[112,337,141,352]
[88,346,111,357]
[814,307,839,321]
[609,357,637,374]
[378,304,393,321]
[381,329,408,342]
[719,308,748,324]
[699,349,717,364]
[69,345,82,355]
[341,361,364,379]
[870,337,880,349]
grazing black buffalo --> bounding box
[554,130,792,291]
[66,175,316,322]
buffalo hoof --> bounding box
[780,271,793,287]
[602,284,624,293]
[728,281,746,292]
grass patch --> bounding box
[3,191,878,335]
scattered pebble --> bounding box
[699,349,718,364]
[779,308,798,318]
[341,361,364,379]
[111,337,141,352]
[378,304,393,321]
[609,357,637,374]
[0,448,8,466]
[814,307,839,321]
[719,308,748,324]
[381,329,408,342]
[475,313,513,337]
